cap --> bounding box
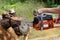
[9,9,16,13]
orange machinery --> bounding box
[33,13,54,30]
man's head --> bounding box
[33,9,41,16]
[9,9,16,17]
[2,11,9,19]
[33,10,38,16]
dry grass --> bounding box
[28,24,60,40]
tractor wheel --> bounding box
[49,23,54,28]
[48,20,54,28]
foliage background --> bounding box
[0,0,60,21]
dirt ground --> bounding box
[29,34,60,40]
[28,24,60,40]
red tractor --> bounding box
[33,13,54,30]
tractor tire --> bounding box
[49,23,54,28]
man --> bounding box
[1,12,10,30]
[0,11,18,40]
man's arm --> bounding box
[38,8,60,14]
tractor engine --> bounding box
[33,14,54,30]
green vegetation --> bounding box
[0,0,60,21]
[0,0,45,22]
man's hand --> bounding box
[37,8,48,14]
[37,8,60,14]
